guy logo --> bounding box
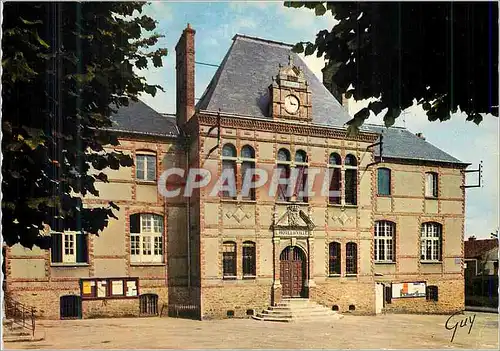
[445,310,476,343]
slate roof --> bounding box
[196,34,352,126]
[465,239,499,259]
[196,34,465,165]
[362,125,466,165]
[108,100,179,137]
[107,34,465,165]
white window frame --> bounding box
[421,222,442,262]
[51,231,87,265]
[63,232,76,263]
[136,153,156,182]
[130,214,163,263]
[374,221,395,262]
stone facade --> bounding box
[4,25,468,320]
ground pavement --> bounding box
[3,312,499,349]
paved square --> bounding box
[4,312,499,349]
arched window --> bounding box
[222,241,237,278]
[346,242,358,274]
[377,168,391,196]
[242,241,256,277]
[294,150,308,203]
[277,148,291,202]
[328,152,342,204]
[130,213,164,263]
[425,172,438,198]
[241,145,256,200]
[421,222,442,261]
[374,221,395,262]
[222,143,237,157]
[328,242,341,275]
[295,150,307,163]
[344,154,357,205]
[277,148,291,162]
[221,143,237,199]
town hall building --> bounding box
[4,25,469,320]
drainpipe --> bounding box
[184,134,191,291]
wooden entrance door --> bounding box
[280,246,306,298]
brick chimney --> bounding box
[175,24,196,128]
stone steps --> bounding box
[252,299,343,322]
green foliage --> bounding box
[285,2,499,131]
[1,2,168,248]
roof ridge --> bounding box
[232,33,293,48]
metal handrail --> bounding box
[4,296,36,337]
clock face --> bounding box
[284,95,300,114]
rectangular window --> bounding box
[130,214,164,263]
[242,242,256,277]
[295,166,308,203]
[51,232,88,264]
[136,154,156,181]
[329,242,341,275]
[221,160,237,199]
[241,162,256,200]
[345,169,357,205]
[223,242,237,277]
[277,164,290,202]
[374,221,395,262]
[425,172,438,198]
[329,167,341,204]
[377,168,391,195]
[346,242,357,274]
[420,223,442,262]
[426,286,439,301]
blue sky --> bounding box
[137,1,498,239]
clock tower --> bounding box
[268,55,312,122]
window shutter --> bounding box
[76,234,88,263]
[432,174,438,197]
[51,233,62,263]
[425,173,432,197]
[130,214,140,233]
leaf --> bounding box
[20,18,43,25]
[33,30,49,48]
[152,54,163,68]
[144,84,157,97]
[346,124,360,138]
[284,1,306,9]
[368,101,386,115]
[304,43,317,56]
[291,42,304,54]
[315,3,327,16]
[384,107,402,127]
[95,172,109,182]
